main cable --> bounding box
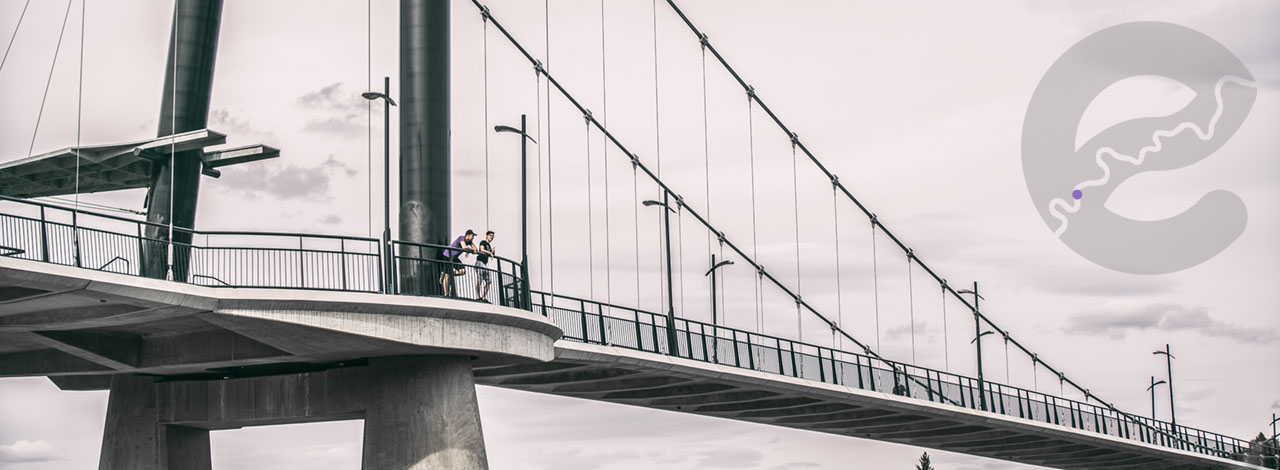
[26,0,76,159]
[0,0,31,73]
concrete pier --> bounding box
[94,356,491,470]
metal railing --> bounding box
[531,290,1266,466]
[0,196,523,308]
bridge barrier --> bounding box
[530,290,1266,466]
[0,196,525,309]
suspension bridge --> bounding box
[0,1,1274,469]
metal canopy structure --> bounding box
[0,129,278,199]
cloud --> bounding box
[1063,302,1278,343]
[317,214,342,225]
[215,155,357,201]
[297,83,368,137]
[0,440,61,463]
[1272,399,1279,410]
[209,109,277,143]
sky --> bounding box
[1,0,1278,469]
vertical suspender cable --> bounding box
[677,203,684,316]
[74,0,85,210]
[941,285,950,371]
[366,0,372,239]
[747,97,761,334]
[168,0,178,280]
[544,0,554,296]
[832,185,842,349]
[26,0,75,159]
[483,17,490,228]
[792,140,801,344]
[908,253,916,363]
[585,120,594,299]
[535,64,544,290]
[700,36,715,325]
[871,219,881,352]
[0,0,32,73]
[601,0,612,309]
[634,162,641,308]
[651,0,663,310]
[1004,334,1012,383]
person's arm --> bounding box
[480,243,494,256]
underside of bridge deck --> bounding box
[473,343,1251,470]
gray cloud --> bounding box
[771,462,821,470]
[302,113,364,138]
[0,440,61,463]
[215,155,356,202]
[1063,302,1278,343]
[298,83,368,138]
[209,109,278,143]
[317,214,342,225]
[1271,399,1279,410]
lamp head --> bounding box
[494,125,537,142]
[361,92,397,106]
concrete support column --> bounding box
[361,355,489,470]
[98,375,211,470]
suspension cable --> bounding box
[633,163,641,308]
[1004,333,1012,383]
[0,0,31,73]
[27,0,75,159]
[677,203,685,316]
[167,0,178,280]
[651,0,664,315]
[701,37,714,322]
[658,0,1148,423]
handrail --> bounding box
[530,290,1255,461]
[390,238,523,268]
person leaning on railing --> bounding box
[474,231,496,303]
[440,230,477,297]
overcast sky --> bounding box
[1,0,1278,469]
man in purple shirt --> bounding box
[440,230,477,297]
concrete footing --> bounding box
[96,355,489,470]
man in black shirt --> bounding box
[474,231,496,302]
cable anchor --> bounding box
[533,60,545,76]
[789,132,800,148]
[698,33,709,49]
[583,109,593,123]
[480,4,491,21]
[745,85,756,99]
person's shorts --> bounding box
[443,256,464,276]
[475,260,491,282]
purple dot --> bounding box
[1072,190,1083,200]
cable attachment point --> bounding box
[698,33,709,49]
[674,194,685,208]
[941,279,948,290]
[480,4,491,21]
[745,85,756,99]
[793,295,802,307]
[789,132,800,148]
[583,109,593,123]
[906,248,915,261]
[830,174,839,187]
[533,60,545,76]
[628,152,640,168]
[716,231,726,245]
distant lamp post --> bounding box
[643,195,678,356]
[1146,376,1167,419]
[1269,414,1279,457]
[361,77,397,294]
[959,283,988,411]
[494,115,537,309]
[704,255,734,362]
[1153,345,1177,431]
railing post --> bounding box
[339,238,348,291]
[699,323,709,362]
[578,299,590,343]
[597,303,608,345]
[298,237,306,288]
[633,308,643,350]
[71,210,81,267]
[39,206,49,262]
[498,263,507,306]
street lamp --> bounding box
[958,283,988,411]
[494,115,536,309]
[642,194,678,356]
[1146,376,1167,420]
[361,77,396,294]
[704,255,734,362]
[1153,344,1176,432]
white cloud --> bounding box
[0,440,61,463]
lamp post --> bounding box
[1146,376,1167,419]
[494,115,536,309]
[361,77,397,294]
[642,195,678,356]
[959,282,987,411]
[1269,414,1278,456]
[704,254,733,362]
[1153,344,1177,431]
